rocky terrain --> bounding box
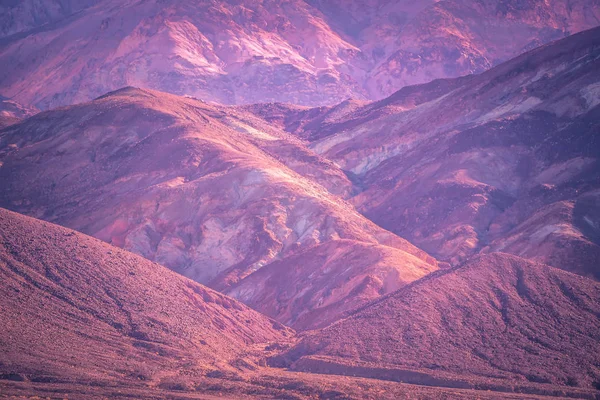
[0,87,437,330]
[0,0,363,109]
[0,0,598,109]
[277,253,600,396]
[315,0,600,99]
[251,26,600,280]
[0,96,37,128]
[0,207,290,387]
[2,208,563,399]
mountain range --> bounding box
[1,2,599,399]
[0,0,599,109]
[0,86,438,330]
[249,25,600,279]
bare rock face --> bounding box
[0,96,37,128]
[0,207,291,387]
[279,253,600,393]
[0,87,437,330]
[0,0,598,109]
[253,27,600,279]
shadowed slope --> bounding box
[279,253,600,394]
[0,207,291,388]
[0,1,100,38]
[309,0,600,99]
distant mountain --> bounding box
[0,0,362,109]
[0,87,437,330]
[311,0,600,99]
[0,0,598,109]
[251,26,600,279]
[278,253,600,395]
[0,0,99,38]
[0,207,290,388]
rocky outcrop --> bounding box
[0,96,37,128]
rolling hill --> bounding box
[0,207,291,388]
[278,253,600,395]
[0,87,438,330]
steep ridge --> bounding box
[255,27,600,279]
[0,87,437,330]
[0,207,291,388]
[278,253,600,395]
[1,0,598,109]
[227,239,437,330]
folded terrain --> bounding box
[1,0,598,109]
[251,26,600,279]
[0,87,437,330]
[277,253,600,395]
[1,3,599,400]
[227,239,436,330]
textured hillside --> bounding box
[0,207,291,387]
[279,253,600,394]
[252,26,600,279]
[0,96,37,128]
[1,208,547,399]
[0,0,598,109]
[0,87,437,330]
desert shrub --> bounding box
[0,373,25,381]
[158,376,191,391]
